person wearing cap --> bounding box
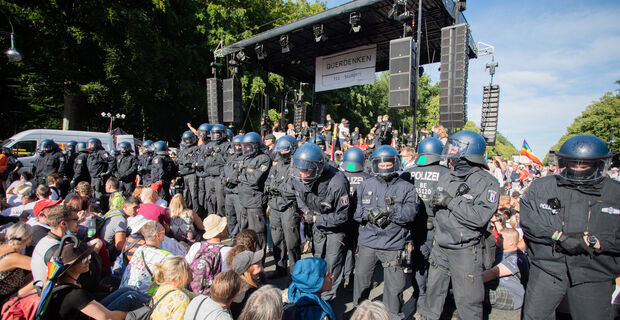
[283,257,336,320]
[46,241,126,320]
[229,248,265,319]
[24,198,62,256]
[263,134,277,161]
[185,214,231,272]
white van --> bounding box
[1,129,135,172]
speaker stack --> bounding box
[206,78,222,124]
[223,77,242,124]
[439,23,470,131]
[480,84,500,146]
[388,37,416,109]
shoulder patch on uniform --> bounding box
[260,165,269,172]
[487,190,498,203]
[602,207,620,215]
[340,195,349,206]
[153,158,160,164]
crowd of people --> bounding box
[0,116,618,320]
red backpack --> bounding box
[1,285,71,320]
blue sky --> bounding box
[325,0,620,157]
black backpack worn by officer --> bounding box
[520,134,619,320]
[265,135,301,277]
[203,124,231,216]
[418,130,500,320]
[71,142,90,189]
[138,140,155,186]
[86,138,116,205]
[237,132,271,249]
[116,141,138,196]
[151,141,176,200]
[222,134,245,235]
[177,130,200,211]
[352,145,419,318]
[291,142,350,302]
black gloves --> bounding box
[556,233,590,255]
[303,210,317,224]
[431,189,453,209]
[224,177,237,188]
[367,207,390,228]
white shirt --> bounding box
[338,125,350,140]
[31,236,60,286]
[120,245,171,293]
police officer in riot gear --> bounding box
[308,133,331,165]
[86,138,116,205]
[291,142,350,302]
[265,135,301,277]
[226,129,234,141]
[353,145,418,318]
[71,142,90,189]
[33,139,66,185]
[340,147,372,288]
[177,131,200,210]
[138,140,154,186]
[222,134,244,237]
[402,137,451,312]
[373,114,393,146]
[150,140,176,201]
[203,124,230,216]
[418,130,500,320]
[237,132,271,249]
[116,141,138,196]
[63,141,78,184]
[520,134,619,320]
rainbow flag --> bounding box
[521,140,543,165]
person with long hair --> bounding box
[0,223,34,305]
[228,247,264,318]
[150,256,193,320]
[169,194,204,244]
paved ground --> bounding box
[261,252,521,320]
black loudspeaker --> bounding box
[311,104,326,124]
[294,103,306,131]
[480,84,500,146]
[388,37,416,109]
[223,77,242,123]
[206,78,222,124]
[439,23,470,131]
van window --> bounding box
[11,140,37,157]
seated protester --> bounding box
[1,187,37,219]
[103,221,170,311]
[30,202,69,285]
[112,215,148,276]
[65,181,92,202]
[350,300,391,320]
[127,214,186,257]
[47,173,63,201]
[105,177,125,211]
[186,215,231,294]
[234,229,259,253]
[150,256,193,320]
[150,181,168,208]
[239,285,283,320]
[139,188,171,233]
[4,172,34,198]
[23,196,55,256]
[184,270,242,320]
[170,194,204,244]
[284,257,336,320]
[229,249,264,319]
[131,186,144,200]
[5,182,32,206]
[99,197,137,261]
[46,241,126,320]
[483,228,529,310]
[0,223,34,306]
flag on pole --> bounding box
[521,140,543,165]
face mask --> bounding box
[65,230,74,236]
[401,158,407,166]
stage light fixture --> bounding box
[313,24,327,42]
[236,50,247,62]
[349,12,361,32]
[280,34,291,53]
[254,43,266,60]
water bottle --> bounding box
[87,215,97,238]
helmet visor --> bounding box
[292,158,323,183]
[371,155,401,176]
[441,138,469,160]
[274,141,293,154]
[556,155,610,184]
[241,143,258,156]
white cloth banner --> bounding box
[315,44,376,92]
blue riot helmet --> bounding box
[371,145,401,177]
[309,133,326,150]
[416,137,444,166]
[118,141,132,155]
[555,134,612,184]
[66,141,78,153]
[442,130,487,168]
[181,130,197,148]
[241,132,262,156]
[232,134,244,155]
[292,143,325,184]
[197,123,212,140]
[142,140,154,154]
[274,135,298,156]
[341,147,365,172]
[211,124,227,142]
[153,140,168,155]
[40,139,55,153]
[76,142,87,153]
[226,129,234,140]
[87,138,102,152]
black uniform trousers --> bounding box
[313,229,346,302]
[353,244,406,319]
[120,181,135,197]
[411,230,434,313]
[269,206,301,273]
[206,176,225,216]
[522,265,614,320]
[225,193,244,238]
[197,176,208,217]
[245,207,267,250]
[182,173,199,211]
[91,177,105,205]
[419,243,484,320]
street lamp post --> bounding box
[101,112,126,132]
[1,9,22,62]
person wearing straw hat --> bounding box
[45,241,126,320]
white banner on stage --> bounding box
[315,44,377,92]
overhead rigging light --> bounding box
[236,50,247,62]
[349,12,361,32]
[279,34,291,53]
[313,24,327,42]
[254,43,267,60]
